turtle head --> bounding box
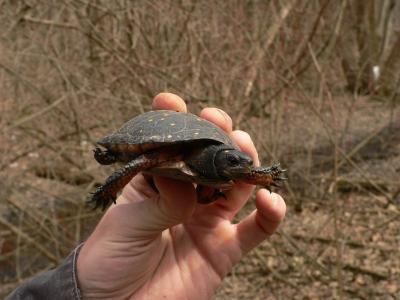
[215,149,253,178]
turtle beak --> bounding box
[246,164,253,172]
[234,157,253,174]
[241,164,252,173]
[241,157,253,173]
[226,164,252,176]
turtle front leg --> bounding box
[240,163,287,188]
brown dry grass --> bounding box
[1,1,399,299]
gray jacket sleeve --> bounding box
[5,244,83,300]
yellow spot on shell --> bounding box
[148,119,153,122]
[170,123,176,126]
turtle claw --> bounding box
[196,186,227,204]
[267,164,287,188]
[271,169,288,188]
[270,176,287,188]
[214,190,227,201]
[88,187,117,211]
[270,181,282,188]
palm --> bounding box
[130,208,241,299]
[132,220,232,299]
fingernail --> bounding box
[217,109,230,121]
[270,192,278,208]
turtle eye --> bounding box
[227,154,240,166]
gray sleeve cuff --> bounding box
[6,244,83,300]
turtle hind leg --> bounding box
[89,154,161,210]
[93,147,118,165]
[196,186,227,204]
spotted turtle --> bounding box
[91,110,285,209]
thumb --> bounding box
[97,176,197,240]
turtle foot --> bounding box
[268,163,287,187]
[242,163,287,188]
[88,186,117,210]
[196,186,227,204]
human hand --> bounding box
[77,93,286,299]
